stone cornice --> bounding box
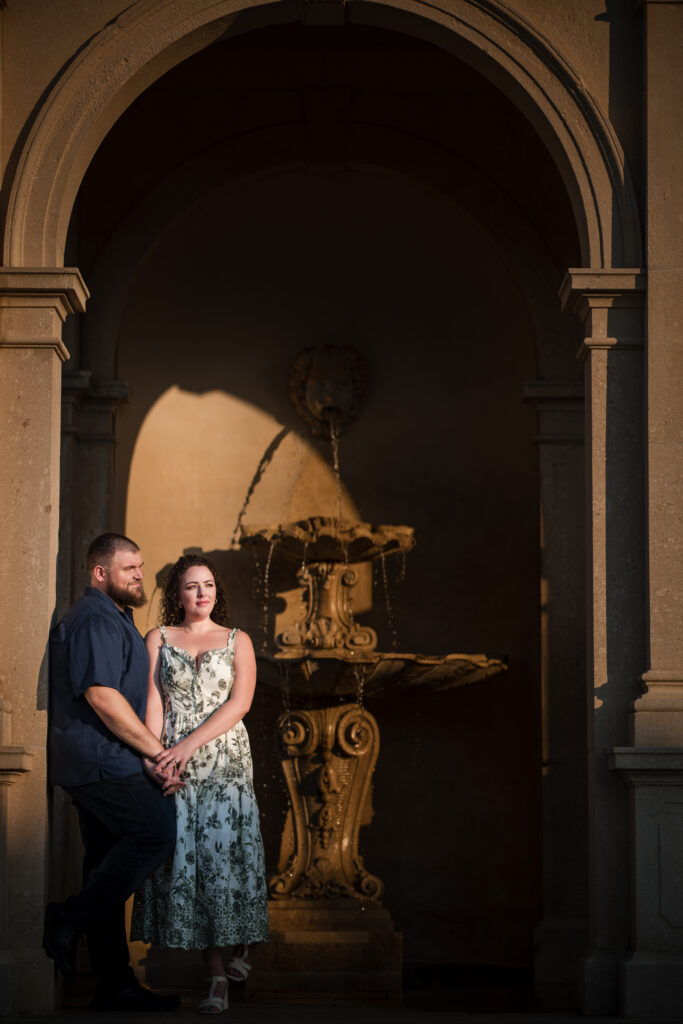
[522,380,584,403]
[611,747,683,786]
[522,380,584,444]
[0,267,89,313]
[559,268,647,312]
[0,267,88,361]
[0,745,34,783]
[62,373,131,441]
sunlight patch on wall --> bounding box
[126,386,358,632]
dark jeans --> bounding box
[64,772,176,993]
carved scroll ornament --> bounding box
[270,704,382,900]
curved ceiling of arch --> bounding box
[73,20,580,278]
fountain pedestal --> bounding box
[270,704,382,901]
[241,515,505,1001]
[247,702,402,1000]
[248,900,402,1002]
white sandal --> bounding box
[198,975,228,1014]
[226,945,251,982]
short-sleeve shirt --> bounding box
[48,587,149,787]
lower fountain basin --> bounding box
[256,650,506,699]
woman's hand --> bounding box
[154,735,197,776]
[142,756,186,796]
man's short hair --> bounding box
[87,533,139,573]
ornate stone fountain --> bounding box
[238,346,506,1000]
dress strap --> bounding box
[229,626,238,652]
[159,625,168,644]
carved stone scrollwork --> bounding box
[276,562,378,656]
[270,703,383,901]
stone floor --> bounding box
[5,1009,680,1024]
[6,991,683,1024]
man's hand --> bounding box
[142,757,185,796]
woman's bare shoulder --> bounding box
[233,627,254,653]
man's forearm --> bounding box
[85,686,164,759]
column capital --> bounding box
[0,267,89,362]
[559,269,646,363]
[0,267,89,313]
[559,269,647,312]
[610,746,683,785]
[0,746,35,783]
[62,372,130,441]
[522,380,584,444]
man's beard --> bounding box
[105,580,147,609]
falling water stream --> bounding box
[379,550,400,651]
[328,411,344,527]
[231,426,290,549]
[353,663,368,708]
[261,536,277,653]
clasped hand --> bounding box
[142,755,186,796]
[154,736,196,778]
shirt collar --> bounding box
[84,585,135,620]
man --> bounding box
[45,532,182,1011]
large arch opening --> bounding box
[50,17,590,1005]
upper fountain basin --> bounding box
[240,516,415,563]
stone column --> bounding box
[0,267,88,1014]
[609,5,683,1016]
[630,0,683,747]
[58,372,129,616]
[0,678,35,1015]
[523,381,588,1009]
[559,269,646,1015]
[52,371,129,913]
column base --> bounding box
[579,948,621,1016]
[0,948,60,1014]
[247,899,402,1001]
[533,917,587,1009]
[622,953,683,1018]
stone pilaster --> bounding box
[559,269,646,1015]
[51,372,129,916]
[610,749,683,1016]
[631,0,683,747]
[523,381,588,1009]
[58,372,129,616]
[609,4,683,1016]
[0,267,88,1014]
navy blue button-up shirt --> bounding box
[48,587,149,787]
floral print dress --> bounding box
[131,627,269,949]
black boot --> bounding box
[43,902,81,979]
[90,980,181,1012]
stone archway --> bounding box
[3,0,641,269]
[0,0,650,1015]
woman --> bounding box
[131,554,269,1013]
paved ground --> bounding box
[5,1011,680,1024]
[6,1000,683,1024]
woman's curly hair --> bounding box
[159,554,229,627]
